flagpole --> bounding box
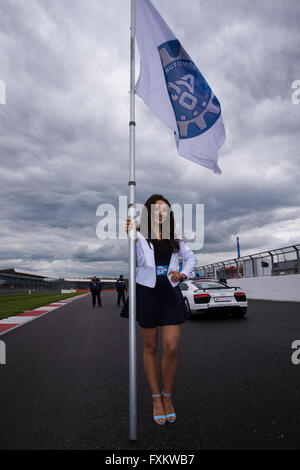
[128,0,137,441]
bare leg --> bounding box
[140,327,165,424]
[161,325,181,421]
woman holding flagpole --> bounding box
[121,194,197,426]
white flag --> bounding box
[135,0,226,174]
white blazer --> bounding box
[135,231,198,288]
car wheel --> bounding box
[184,298,193,319]
[232,307,247,318]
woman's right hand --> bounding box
[125,218,139,242]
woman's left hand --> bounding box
[168,271,187,283]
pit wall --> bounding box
[226,274,300,302]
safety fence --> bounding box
[196,244,300,280]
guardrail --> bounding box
[196,244,300,280]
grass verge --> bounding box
[0,292,85,320]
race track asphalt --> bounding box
[0,291,300,450]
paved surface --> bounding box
[0,292,300,450]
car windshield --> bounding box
[192,281,229,290]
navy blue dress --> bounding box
[120,241,190,328]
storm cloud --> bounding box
[0,0,300,278]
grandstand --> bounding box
[0,269,118,294]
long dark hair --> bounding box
[137,194,181,254]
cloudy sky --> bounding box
[0,0,300,279]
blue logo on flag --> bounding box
[158,39,221,139]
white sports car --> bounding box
[179,278,248,318]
